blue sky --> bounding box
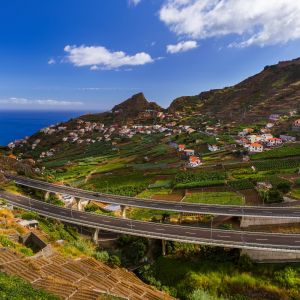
[0,0,300,111]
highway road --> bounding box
[1,190,300,252]
[6,174,300,219]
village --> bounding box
[7,108,300,169]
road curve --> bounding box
[1,190,300,253]
[6,174,300,219]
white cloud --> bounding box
[0,97,83,106]
[159,0,300,47]
[90,65,99,71]
[64,45,153,69]
[129,0,141,6]
[48,58,56,65]
[166,40,198,53]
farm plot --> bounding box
[184,191,244,205]
[174,171,226,189]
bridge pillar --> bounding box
[120,205,127,219]
[44,191,50,201]
[75,198,84,211]
[93,228,100,244]
[178,212,183,224]
[162,240,167,256]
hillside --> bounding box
[169,57,300,123]
[112,92,163,117]
[74,93,163,126]
[8,57,300,163]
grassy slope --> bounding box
[0,272,59,300]
[152,252,300,300]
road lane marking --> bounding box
[185,232,198,235]
[218,235,231,238]
[155,228,166,231]
[256,239,268,241]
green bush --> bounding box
[93,250,110,263]
[20,211,39,220]
[276,182,291,194]
[109,255,121,267]
[189,289,227,300]
[275,267,299,288]
[260,189,284,204]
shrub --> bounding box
[189,289,227,300]
[275,267,299,288]
[21,211,38,220]
[109,255,121,267]
[276,182,291,194]
[70,238,94,256]
[260,189,284,204]
[267,189,284,204]
[93,250,109,263]
[238,254,253,271]
[19,247,34,256]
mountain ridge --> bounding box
[78,57,300,124]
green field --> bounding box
[251,143,300,160]
[184,192,244,205]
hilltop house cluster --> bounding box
[235,114,298,153]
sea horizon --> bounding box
[0,110,99,146]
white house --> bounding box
[249,143,264,153]
[208,144,220,152]
[261,133,273,142]
[248,135,262,143]
[267,138,282,147]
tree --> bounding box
[109,255,121,267]
[276,182,291,194]
[266,189,283,204]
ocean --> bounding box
[0,110,89,145]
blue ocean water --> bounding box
[0,111,88,145]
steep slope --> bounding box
[78,93,163,125]
[168,57,300,123]
[112,92,162,116]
